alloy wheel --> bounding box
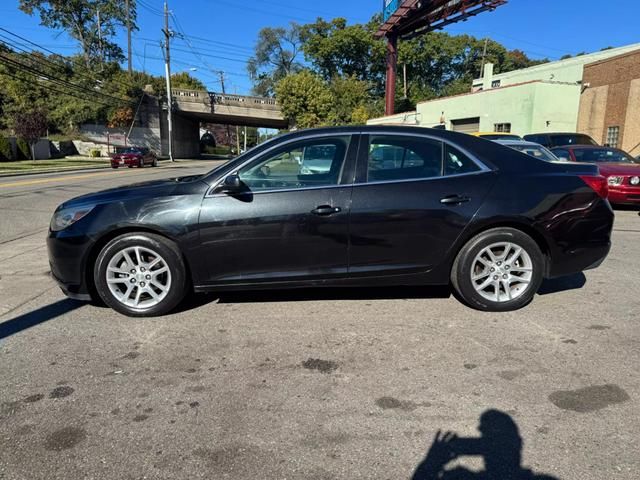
[470,242,533,303]
[106,246,172,309]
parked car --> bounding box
[495,140,559,162]
[48,126,613,317]
[550,145,640,205]
[473,132,523,141]
[523,132,598,148]
[111,147,158,169]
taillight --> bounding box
[579,175,609,199]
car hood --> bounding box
[58,175,206,209]
[596,163,640,176]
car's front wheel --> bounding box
[94,233,188,317]
[451,228,544,312]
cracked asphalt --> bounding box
[0,162,639,480]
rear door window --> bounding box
[367,136,442,182]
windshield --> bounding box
[482,134,522,141]
[510,144,558,162]
[573,148,639,164]
[550,134,597,147]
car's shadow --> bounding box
[174,273,587,312]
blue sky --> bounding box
[1,0,638,95]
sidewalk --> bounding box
[0,157,215,178]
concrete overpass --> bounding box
[172,89,288,129]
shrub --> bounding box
[204,145,233,155]
[16,138,31,160]
[0,136,13,161]
[89,148,102,158]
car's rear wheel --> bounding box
[451,228,544,312]
[152,158,158,167]
[94,233,188,317]
[111,165,118,169]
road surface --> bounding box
[1,163,639,480]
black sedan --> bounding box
[48,126,613,317]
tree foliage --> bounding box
[11,109,48,159]
[19,0,137,67]
[264,14,549,126]
[171,72,206,91]
[275,71,332,129]
[248,23,303,96]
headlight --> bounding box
[50,205,95,232]
[607,176,624,186]
[630,176,640,186]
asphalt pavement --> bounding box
[0,162,639,480]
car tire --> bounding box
[94,233,189,317]
[450,227,544,312]
[138,159,144,168]
[152,158,158,167]
[111,165,118,169]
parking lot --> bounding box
[1,163,639,480]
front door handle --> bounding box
[311,205,342,216]
[440,195,471,205]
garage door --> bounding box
[451,117,480,134]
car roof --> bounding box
[496,140,544,147]
[552,145,618,151]
[526,132,590,136]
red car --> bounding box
[551,145,640,205]
[111,147,158,169]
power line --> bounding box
[0,59,121,108]
[0,27,142,92]
[0,51,136,106]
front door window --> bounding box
[238,136,351,191]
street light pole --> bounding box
[163,1,174,162]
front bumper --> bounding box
[609,186,640,205]
[47,229,95,301]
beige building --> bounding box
[577,50,640,156]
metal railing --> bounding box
[171,89,280,111]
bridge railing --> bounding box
[171,89,280,111]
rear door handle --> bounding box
[311,205,342,216]
[440,195,470,205]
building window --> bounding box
[494,123,512,133]
[605,126,620,148]
[491,80,501,88]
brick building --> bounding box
[578,49,640,156]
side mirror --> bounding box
[218,173,242,193]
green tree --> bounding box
[248,23,303,96]
[170,72,206,90]
[19,0,137,66]
[327,75,371,125]
[275,70,332,129]
[12,109,48,160]
[301,17,386,85]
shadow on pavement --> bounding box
[537,272,586,296]
[412,409,560,480]
[174,285,452,312]
[0,299,83,340]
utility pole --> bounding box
[218,71,231,148]
[126,0,132,75]
[480,37,489,78]
[163,1,174,162]
[243,126,247,152]
[403,63,408,98]
[96,9,103,63]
